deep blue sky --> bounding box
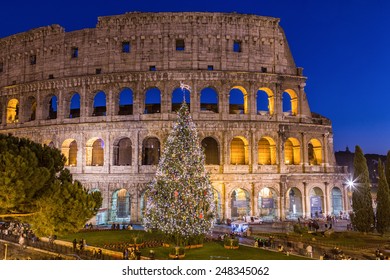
[1,0,389,154]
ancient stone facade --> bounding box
[0,12,349,224]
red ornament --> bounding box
[199,213,203,219]
[174,191,179,197]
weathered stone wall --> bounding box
[0,12,298,87]
[0,12,348,224]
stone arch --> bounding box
[201,136,220,165]
[69,93,81,118]
[139,190,147,219]
[86,137,104,166]
[42,94,58,120]
[257,87,274,115]
[230,188,251,220]
[118,88,133,115]
[142,137,160,165]
[200,87,218,113]
[24,96,36,121]
[282,89,298,116]
[229,86,248,114]
[62,139,78,166]
[144,87,161,114]
[286,187,303,219]
[93,91,106,116]
[308,138,322,165]
[258,136,276,165]
[331,186,343,216]
[284,137,301,165]
[7,98,19,124]
[230,136,249,165]
[258,187,279,221]
[111,188,131,222]
[113,137,132,166]
[309,186,325,218]
[172,87,190,112]
[89,188,106,225]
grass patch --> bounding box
[141,242,309,260]
[60,230,308,260]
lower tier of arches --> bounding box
[78,173,351,225]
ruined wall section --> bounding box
[0,12,300,88]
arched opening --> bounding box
[200,87,218,113]
[286,187,303,220]
[257,88,274,115]
[118,88,133,115]
[258,187,278,221]
[284,138,301,165]
[308,139,322,165]
[231,188,250,220]
[113,137,132,166]
[142,137,160,165]
[230,136,248,165]
[282,89,298,116]
[26,96,36,121]
[69,93,80,118]
[229,86,248,114]
[90,189,106,225]
[86,138,104,166]
[213,189,222,223]
[145,88,161,114]
[201,137,220,165]
[172,87,190,112]
[258,137,276,165]
[61,139,78,166]
[111,189,131,222]
[48,95,57,119]
[6,99,19,124]
[331,187,343,216]
[93,91,106,116]
[309,187,325,218]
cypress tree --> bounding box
[376,160,390,234]
[385,151,390,191]
[351,146,374,232]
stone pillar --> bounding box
[221,183,226,221]
[324,182,329,215]
[323,132,329,167]
[279,180,286,220]
[251,183,255,216]
[303,182,307,218]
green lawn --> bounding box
[252,231,390,250]
[59,230,308,260]
[141,242,309,260]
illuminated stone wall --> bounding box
[0,12,349,223]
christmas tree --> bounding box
[143,86,215,246]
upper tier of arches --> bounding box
[0,82,319,126]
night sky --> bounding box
[1,0,389,155]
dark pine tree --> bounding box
[351,146,374,232]
[376,160,390,234]
[143,100,215,246]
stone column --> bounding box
[324,182,329,215]
[221,183,226,221]
[251,183,255,216]
[303,182,308,218]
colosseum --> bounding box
[0,12,349,224]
